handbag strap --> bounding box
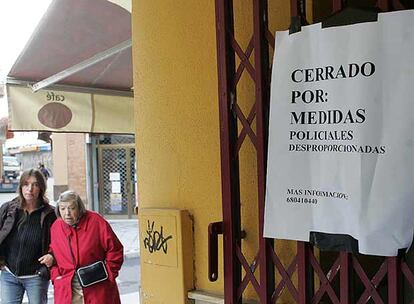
[67,225,80,268]
[67,235,77,268]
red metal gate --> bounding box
[211,0,414,303]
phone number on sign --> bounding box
[286,197,318,204]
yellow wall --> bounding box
[132,0,311,302]
[132,0,222,295]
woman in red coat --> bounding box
[40,190,123,304]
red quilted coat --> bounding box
[49,211,124,304]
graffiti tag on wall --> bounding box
[143,220,173,254]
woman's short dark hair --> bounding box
[18,169,48,206]
[55,190,86,219]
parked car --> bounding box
[3,155,21,179]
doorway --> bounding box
[98,144,136,219]
[214,0,414,303]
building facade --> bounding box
[132,1,414,303]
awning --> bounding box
[6,0,134,134]
[7,85,134,133]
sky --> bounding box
[0,0,52,80]
[0,0,130,78]
[0,0,52,145]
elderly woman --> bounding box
[41,190,123,304]
[0,169,56,304]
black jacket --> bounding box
[0,197,57,266]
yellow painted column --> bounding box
[132,0,309,302]
[132,0,223,299]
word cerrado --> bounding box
[291,62,375,84]
[290,62,375,104]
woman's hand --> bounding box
[38,254,54,268]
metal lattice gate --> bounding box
[211,0,414,303]
[98,144,136,219]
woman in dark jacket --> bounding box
[0,169,56,304]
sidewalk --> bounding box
[108,219,140,259]
[121,291,141,303]
[108,219,141,304]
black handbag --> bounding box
[76,261,108,287]
[37,265,50,280]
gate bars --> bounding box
[214,0,414,303]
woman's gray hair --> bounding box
[55,190,86,219]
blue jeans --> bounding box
[0,270,49,304]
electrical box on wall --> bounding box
[139,208,194,303]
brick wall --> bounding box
[66,133,88,207]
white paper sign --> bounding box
[109,172,121,181]
[111,181,121,193]
[264,10,414,256]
